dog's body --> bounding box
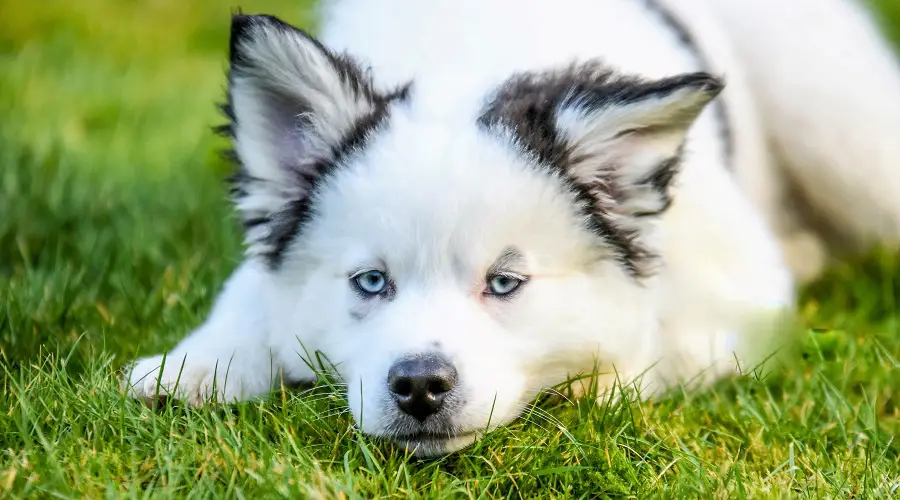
[126,0,900,456]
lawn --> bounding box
[2,0,899,497]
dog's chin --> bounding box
[391,431,480,457]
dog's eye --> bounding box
[486,273,525,296]
[352,270,388,295]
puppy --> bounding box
[125,0,900,456]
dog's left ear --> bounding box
[481,68,722,276]
[555,72,723,218]
[220,14,407,265]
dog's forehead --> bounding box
[309,112,594,268]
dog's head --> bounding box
[221,14,721,456]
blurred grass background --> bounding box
[1,0,899,497]
[0,0,316,361]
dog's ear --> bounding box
[480,67,722,277]
[554,72,723,219]
[220,14,407,265]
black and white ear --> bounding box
[555,72,723,219]
[556,73,723,217]
[219,14,407,265]
[479,66,723,277]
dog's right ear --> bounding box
[220,14,407,265]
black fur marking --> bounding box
[227,13,380,104]
[632,156,682,218]
[478,63,715,278]
[216,14,410,269]
[562,71,723,121]
[642,0,734,162]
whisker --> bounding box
[315,408,353,420]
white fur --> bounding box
[125,0,900,456]
[697,0,900,253]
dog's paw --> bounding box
[123,353,255,407]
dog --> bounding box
[125,0,900,457]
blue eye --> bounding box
[486,274,525,296]
[353,270,388,296]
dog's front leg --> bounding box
[123,261,285,407]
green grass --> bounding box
[2,0,899,497]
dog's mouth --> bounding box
[389,431,480,457]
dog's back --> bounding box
[698,0,900,257]
[320,0,705,83]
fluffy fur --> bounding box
[124,0,900,457]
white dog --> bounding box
[125,0,900,456]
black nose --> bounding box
[388,353,458,422]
